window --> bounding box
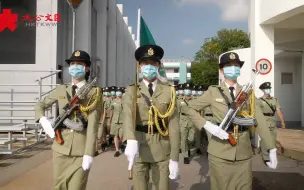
[0,0,37,64]
[174,68,178,73]
[281,72,293,84]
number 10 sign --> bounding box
[255,58,272,75]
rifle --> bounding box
[128,63,138,180]
[52,77,97,144]
[219,69,260,145]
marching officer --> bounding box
[35,50,102,190]
[123,44,180,190]
[97,87,110,152]
[109,87,124,157]
[102,86,114,148]
[181,52,278,190]
[177,83,196,164]
[177,83,184,100]
[191,85,198,99]
[258,82,285,161]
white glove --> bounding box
[266,148,278,169]
[82,155,93,171]
[169,159,179,180]
[124,140,139,170]
[203,121,229,140]
[39,116,55,138]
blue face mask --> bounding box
[178,90,184,95]
[116,92,122,97]
[265,89,271,94]
[198,91,203,96]
[176,91,179,95]
[111,91,116,96]
[141,65,158,80]
[69,65,86,79]
[223,66,240,80]
[184,89,191,96]
[192,91,197,96]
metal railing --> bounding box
[0,69,62,153]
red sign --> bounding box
[255,58,272,75]
[0,9,61,32]
[0,9,18,32]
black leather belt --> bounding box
[136,125,164,133]
[205,114,213,116]
[263,113,274,116]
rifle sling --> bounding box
[217,87,231,108]
[140,93,152,107]
[260,98,276,115]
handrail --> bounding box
[0,101,37,103]
[37,70,62,100]
[0,84,59,86]
[39,71,61,80]
[0,70,61,72]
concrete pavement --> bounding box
[1,142,304,190]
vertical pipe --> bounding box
[72,10,76,52]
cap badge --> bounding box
[147,48,154,56]
[229,53,236,59]
[74,51,81,57]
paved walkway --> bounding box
[0,142,304,190]
[277,128,304,161]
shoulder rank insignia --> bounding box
[74,51,80,57]
[147,48,154,56]
[229,53,236,59]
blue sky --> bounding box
[116,0,249,61]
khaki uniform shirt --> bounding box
[35,83,102,157]
[181,83,275,161]
[123,80,180,162]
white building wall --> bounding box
[259,0,304,24]
[274,56,301,123]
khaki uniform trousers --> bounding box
[261,125,277,160]
[180,123,195,158]
[209,154,252,190]
[53,151,89,190]
[133,159,170,190]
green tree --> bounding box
[191,29,250,87]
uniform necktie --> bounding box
[229,86,235,109]
[72,85,77,97]
[148,83,153,96]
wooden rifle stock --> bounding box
[55,129,64,144]
[235,91,248,109]
[228,132,237,146]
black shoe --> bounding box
[101,143,107,151]
[196,148,202,155]
[120,144,126,153]
[108,136,114,145]
[114,151,120,157]
[94,151,99,157]
[184,157,190,164]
